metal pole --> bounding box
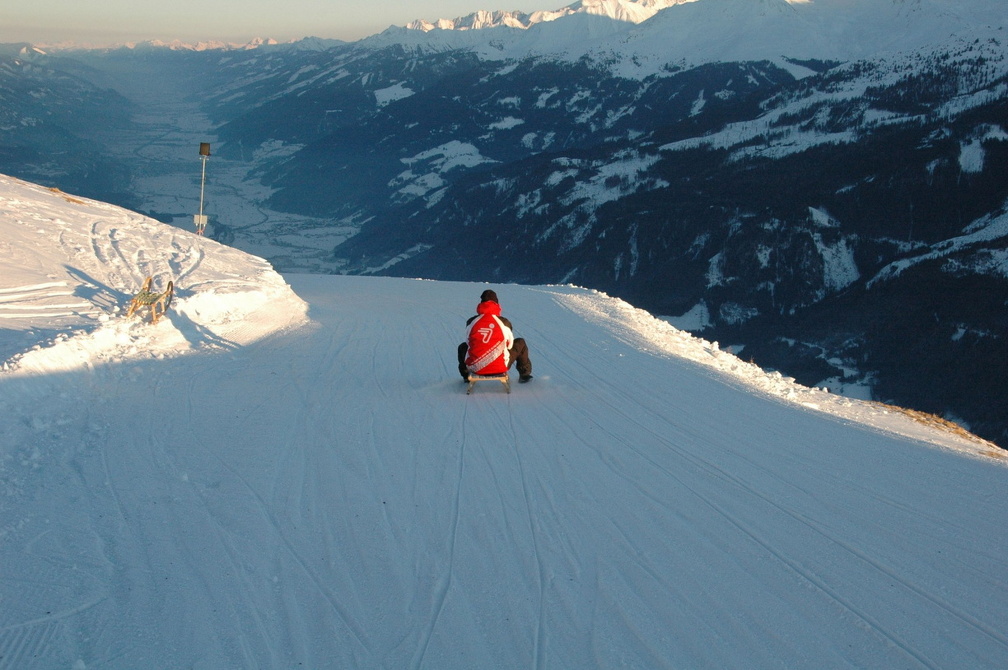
[196,143,210,236]
[199,155,207,219]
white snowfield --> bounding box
[1,172,1006,668]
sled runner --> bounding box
[466,372,511,395]
[126,276,174,324]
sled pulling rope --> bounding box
[126,276,174,324]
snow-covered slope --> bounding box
[0,175,307,370]
[2,173,1006,668]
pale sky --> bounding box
[0,1,543,46]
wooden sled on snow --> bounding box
[126,276,174,324]
[466,372,511,395]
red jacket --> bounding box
[465,300,514,375]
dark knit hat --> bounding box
[480,289,499,304]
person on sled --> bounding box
[458,289,533,383]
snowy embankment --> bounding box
[1,173,1006,668]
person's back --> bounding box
[464,299,513,375]
[458,289,533,382]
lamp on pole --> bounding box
[194,142,210,235]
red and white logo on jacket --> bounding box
[465,301,513,375]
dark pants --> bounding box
[458,338,532,379]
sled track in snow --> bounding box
[561,359,1006,666]
[0,596,108,667]
[412,400,470,670]
[507,403,547,670]
[0,282,98,324]
[200,429,372,658]
[520,292,1008,666]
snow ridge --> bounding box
[0,174,308,373]
[370,0,1006,79]
[407,0,691,31]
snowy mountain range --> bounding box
[0,0,1005,448]
[406,0,688,32]
[3,171,1007,668]
[369,0,1006,78]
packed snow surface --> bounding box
[1,173,1007,668]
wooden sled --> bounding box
[466,372,511,395]
[126,276,174,324]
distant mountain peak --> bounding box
[130,37,280,51]
[406,0,692,32]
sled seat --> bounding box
[127,276,174,324]
[466,372,511,394]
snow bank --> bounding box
[0,174,308,375]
